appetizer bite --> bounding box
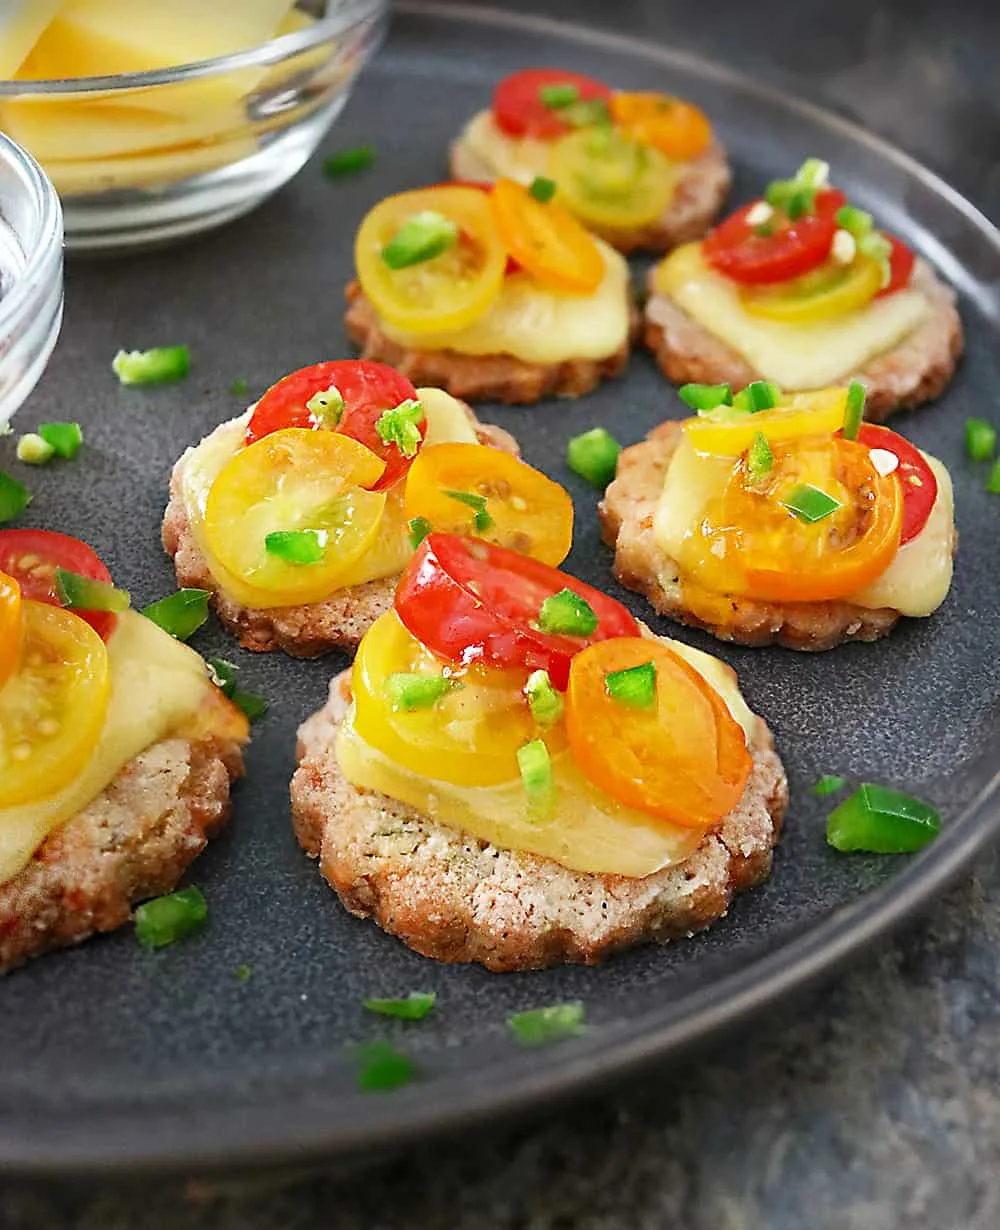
[163,360,572,655]
[449,68,731,253]
[0,530,247,970]
[600,382,956,651]
[345,181,636,403]
[644,160,962,419]
[291,533,788,972]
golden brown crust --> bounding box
[344,283,638,405]
[289,673,788,973]
[161,407,519,658]
[448,137,731,254]
[642,258,963,421]
[0,734,244,972]
[599,421,903,651]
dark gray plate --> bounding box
[2,1,998,1177]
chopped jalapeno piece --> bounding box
[517,737,554,815]
[965,418,996,463]
[55,568,130,613]
[112,345,190,386]
[814,773,848,797]
[0,472,30,522]
[528,175,558,203]
[507,1001,586,1046]
[382,211,458,270]
[375,399,423,458]
[733,380,781,413]
[678,383,733,412]
[383,672,456,712]
[323,145,375,177]
[38,422,83,459]
[539,82,580,109]
[142,588,210,641]
[264,529,327,566]
[537,588,598,636]
[567,427,621,488]
[842,381,866,440]
[604,660,656,708]
[747,432,773,482]
[134,886,208,949]
[782,484,841,523]
[352,1041,416,1092]
[408,516,432,549]
[826,783,941,854]
[363,991,437,1020]
[524,669,564,728]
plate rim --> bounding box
[4,0,1000,1178]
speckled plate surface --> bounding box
[2,1,998,1178]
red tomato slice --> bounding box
[850,424,937,545]
[703,189,846,285]
[0,529,117,640]
[875,234,916,297]
[492,68,612,139]
[245,360,422,491]
[394,533,638,689]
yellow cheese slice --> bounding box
[179,388,481,610]
[336,631,755,878]
[378,241,631,364]
[0,610,214,887]
[0,0,62,77]
[650,243,931,389]
[455,109,551,183]
[19,0,297,75]
[653,434,954,617]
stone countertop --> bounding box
[4,1,999,1226]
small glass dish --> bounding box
[0,0,387,253]
[0,132,63,432]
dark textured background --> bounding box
[4,0,1000,1225]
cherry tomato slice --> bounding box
[683,436,902,603]
[489,177,604,294]
[703,189,846,285]
[566,638,751,828]
[547,127,678,230]
[849,424,937,546]
[493,68,612,139]
[403,442,574,566]
[0,600,111,808]
[203,429,387,607]
[876,234,916,297]
[246,360,422,490]
[353,610,565,787]
[395,533,639,689]
[0,570,22,691]
[0,529,117,641]
[683,388,849,456]
[609,92,712,160]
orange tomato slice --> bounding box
[565,637,751,828]
[0,570,22,691]
[488,177,604,294]
[683,436,903,602]
[403,443,574,566]
[610,92,713,160]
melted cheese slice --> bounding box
[651,244,932,389]
[179,388,481,609]
[654,435,954,616]
[379,241,631,365]
[0,611,214,887]
[454,109,551,184]
[336,634,756,878]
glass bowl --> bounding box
[0,0,387,253]
[0,131,63,432]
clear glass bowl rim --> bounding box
[0,131,62,343]
[0,0,385,94]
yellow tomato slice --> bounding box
[0,601,111,808]
[739,256,883,322]
[403,442,574,566]
[609,92,712,160]
[547,127,678,230]
[683,388,849,456]
[565,637,751,827]
[203,428,388,606]
[681,436,903,602]
[0,570,22,691]
[354,186,507,334]
[352,610,566,787]
[489,177,604,294]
